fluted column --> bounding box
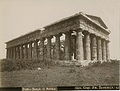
[55,34,61,60]
[76,29,84,61]
[47,36,52,61]
[102,39,106,61]
[40,38,44,61]
[85,32,91,60]
[65,32,71,60]
[106,41,110,61]
[97,37,102,61]
[91,35,97,60]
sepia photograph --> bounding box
[0,0,119,90]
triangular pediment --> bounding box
[86,14,108,29]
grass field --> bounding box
[0,60,119,87]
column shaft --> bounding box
[91,35,97,60]
[29,42,32,59]
[55,34,61,60]
[47,37,52,61]
[102,40,106,61]
[40,38,44,60]
[25,44,28,59]
[85,33,91,60]
[97,38,102,61]
[33,40,38,59]
[106,41,110,61]
[65,32,71,60]
[76,30,84,61]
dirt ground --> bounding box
[0,61,119,87]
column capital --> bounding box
[47,35,53,39]
[55,33,62,37]
[76,28,83,32]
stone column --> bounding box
[6,48,8,58]
[29,42,32,59]
[55,34,61,60]
[97,37,102,61]
[85,32,91,60]
[76,29,84,61]
[47,36,52,61]
[18,46,20,59]
[25,44,28,59]
[14,47,16,59]
[102,39,106,61]
[65,31,71,60]
[33,40,38,59]
[9,48,12,58]
[91,35,97,60]
[40,38,44,61]
[20,45,24,59]
[106,41,110,61]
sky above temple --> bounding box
[0,0,120,59]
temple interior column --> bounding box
[84,32,91,60]
[97,37,102,61]
[76,29,84,61]
[91,35,97,60]
[64,31,71,60]
[55,34,61,60]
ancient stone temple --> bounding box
[5,12,110,62]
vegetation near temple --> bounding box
[0,59,119,87]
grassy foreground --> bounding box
[0,60,119,87]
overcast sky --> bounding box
[0,0,120,59]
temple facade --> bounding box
[5,12,110,62]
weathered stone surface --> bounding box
[84,32,91,60]
[65,32,71,60]
[97,37,102,61]
[5,12,110,62]
[76,29,84,61]
[91,35,97,60]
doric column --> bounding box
[29,42,32,59]
[84,32,91,60]
[106,41,110,61]
[25,44,28,59]
[20,45,24,59]
[18,46,20,59]
[102,39,106,61]
[40,38,44,61]
[97,37,102,61]
[65,31,71,60]
[91,35,97,60]
[6,48,8,58]
[76,29,84,61]
[14,47,16,59]
[47,36,52,61]
[55,34,61,60]
[33,40,38,59]
[9,48,11,58]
